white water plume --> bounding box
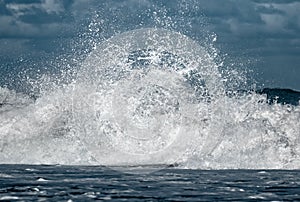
[0,28,299,169]
[71,28,222,166]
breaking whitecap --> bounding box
[0,28,300,169]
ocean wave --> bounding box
[0,28,300,169]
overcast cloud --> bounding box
[0,0,299,90]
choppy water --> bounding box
[1,165,300,201]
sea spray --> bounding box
[0,4,299,168]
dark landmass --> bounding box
[256,88,300,106]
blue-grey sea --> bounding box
[1,165,300,201]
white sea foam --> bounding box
[0,28,299,169]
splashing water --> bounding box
[71,28,224,166]
[0,26,300,169]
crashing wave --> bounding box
[0,28,300,169]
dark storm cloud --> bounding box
[179,0,300,89]
[252,0,300,3]
[0,1,12,15]
[194,0,300,36]
[0,0,299,89]
[189,0,300,51]
[0,0,75,38]
[255,5,285,15]
[1,0,299,39]
[19,10,64,24]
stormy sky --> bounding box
[0,0,299,91]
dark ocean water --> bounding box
[1,165,300,201]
